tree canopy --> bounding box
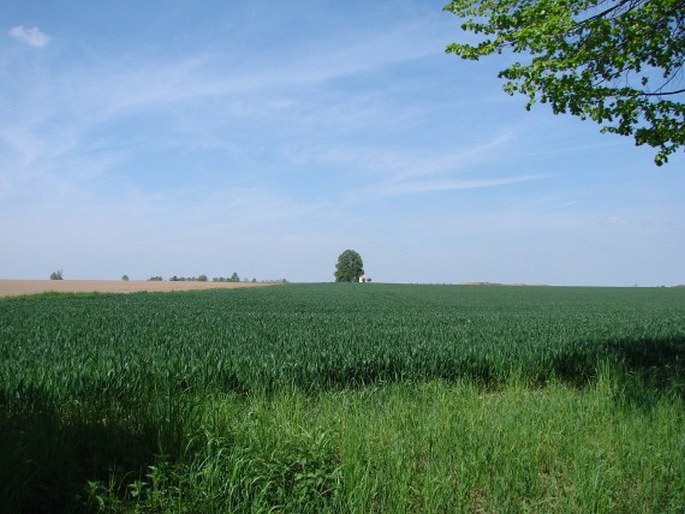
[444,0,685,165]
[335,250,364,282]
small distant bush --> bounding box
[212,273,241,282]
[122,275,129,281]
[49,270,63,280]
[148,276,163,282]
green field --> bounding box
[1,284,684,512]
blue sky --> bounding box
[1,1,683,285]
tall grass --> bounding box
[71,376,685,512]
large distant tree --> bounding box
[334,249,364,282]
[444,0,685,165]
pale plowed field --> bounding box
[0,279,276,297]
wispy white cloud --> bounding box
[604,215,628,226]
[375,173,551,196]
[389,134,515,181]
[8,25,49,47]
[0,18,437,157]
[0,17,462,211]
[283,131,518,186]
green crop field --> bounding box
[1,284,684,512]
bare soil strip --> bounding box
[0,279,277,297]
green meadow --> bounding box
[1,284,683,512]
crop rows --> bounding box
[2,284,684,402]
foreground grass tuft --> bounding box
[69,374,683,513]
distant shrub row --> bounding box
[147,274,238,282]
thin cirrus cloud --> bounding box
[8,25,50,47]
[376,174,552,196]
[0,20,451,189]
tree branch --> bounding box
[641,88,685,96]
[574,0,641,28]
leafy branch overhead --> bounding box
[444,0,685,165]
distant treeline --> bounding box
[146,274,288,283]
